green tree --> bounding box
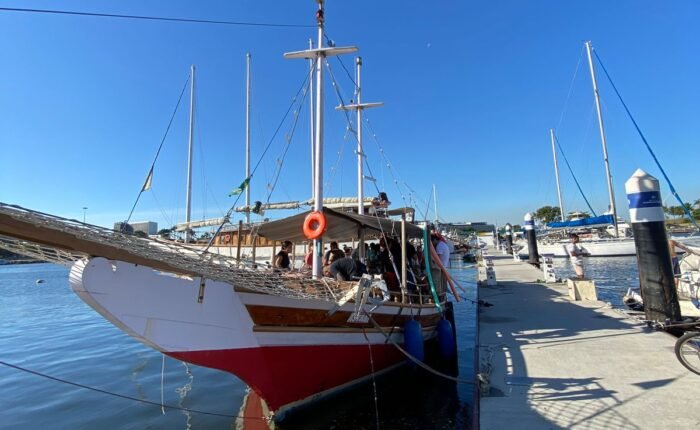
[157,228,172,239]
[133,230,148,238]
[534,206,561,224]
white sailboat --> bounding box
[523,41,637,258]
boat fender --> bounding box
[437,318,455,359]
[403,319,424,364]
[303,211,327,240]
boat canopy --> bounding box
[256,207,424,242]
[546,214,615,229]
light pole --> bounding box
[82,207,88,224]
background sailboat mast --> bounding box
[245,53,251,224]
[550,129,565,221]
[585,41,619,237]
[185,64,196,243]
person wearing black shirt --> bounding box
[274,241,293,270]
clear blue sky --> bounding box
[1,1,698,230]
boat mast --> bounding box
[309,38,315,198]
[433,184,439,226]
[585,41,618,237]
[336,57,383,261]
[550,129,565,221]
[284,0,357,278]
[245,53,251,225]
[185,64,196,243]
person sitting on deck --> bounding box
[323,241,345,266]
[329,256,366,281]
[273,241,293,270]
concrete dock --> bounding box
[478,252,700,429]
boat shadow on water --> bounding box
[272,359,470,429]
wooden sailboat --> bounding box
[0,1,456,420]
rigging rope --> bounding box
[323,41,413,210]
[556,45,585,131]
[124,75,190,227]
[592,49,700,231]
[323,59,353,195]
[553,133,598,217]
[204,59,317,251]
[0,6,313,28]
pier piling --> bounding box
[524,212,540,267]
[504,223,513,255]
[625,169,681,322]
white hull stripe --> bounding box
[629,207,664,224]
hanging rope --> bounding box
[553,133,598,217]
[0,358,254,419]
[592,49,699,231]
[124,75,190,227]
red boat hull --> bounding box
[169,343,404,412]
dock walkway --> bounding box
[478,252,700,429]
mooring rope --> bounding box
[363,311,476,385]
[362,329,381,430]
[0,359,256,419]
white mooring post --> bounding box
[541,254,557,283]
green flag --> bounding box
[228,177,250,197]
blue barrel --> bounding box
[437,318,455,359]
[404,319,424,363]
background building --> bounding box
[113,221,157,235]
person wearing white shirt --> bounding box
[431,234,450,267]
[565,233,587,279]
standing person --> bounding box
[273,241,293,270]
[303,240,313,269]
[566,233,586,279]
[431,234,450,267]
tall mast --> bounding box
[308,38,315,198]
[550,129,565,221]
[336,57,383,261]
[585,41,618,237]
[245,53,251,225]
[185,64,195,243]
[433,184,439,225]
[284,0,357,278]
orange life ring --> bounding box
[303,211,327,240]
[222,234,231,245]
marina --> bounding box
[1,2,700,429]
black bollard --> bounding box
[504,223,513,255]
[625,169,681,322]
[524,212,540,267]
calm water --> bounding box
[0,261,479,429]
[551,256,640,306]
